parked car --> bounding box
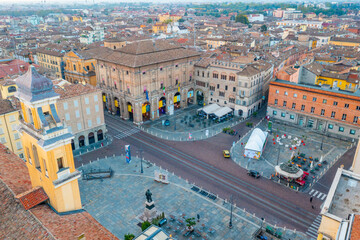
[247,170,260,178]
[223,150,230,158]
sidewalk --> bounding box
[78,155,307,239]
[73,136,113,157]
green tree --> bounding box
[184,12,188,16]
[235,14,249,25]
[124,233,135,240]
[178,18,185,22]
[230,15,235,20]
[147,18,153,23]
[185,217,196,229]
[141,221,151,231]
[260,24,267,32]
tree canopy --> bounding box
[147,18,153,23]
[260,24,267,32]
[235,14,249,25]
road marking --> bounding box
[309,189,314,195]
[312,190,318,197]
[114,128,141,139]
[306,215,322,240]
[321,194,327,200]
[317,193,323,199]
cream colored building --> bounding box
[317,167,360,239]
[53,80,107,150]
[194,59,273,118]
[0,99,23,158]
[0,80,17,99]
[94,40,200,125]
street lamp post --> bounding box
[260,218,265,231]
[229,195,233,229]
[320,124,326,151]
[137,148,144,174]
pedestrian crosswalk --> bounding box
[309,189,328,201]
[306,215,322,239]
[113,128,140,140]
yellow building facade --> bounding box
[316,74,359,92]
[329,37,360,47]
[37,49,64,79]
[0,80,17,99]
[158,13,182,23]
[64,50,97,86]
[16,66,82,213]
[0,99,23,159]
[152,23,167,34]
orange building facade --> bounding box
[268,79,360,138]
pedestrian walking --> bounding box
[310,196,313,203]
[239,134,241,139]
[312,205,315,209]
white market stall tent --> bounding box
[244,128,268,159]
[213,106,233,120]
[197,103,221,117]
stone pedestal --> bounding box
[144,201,157,221]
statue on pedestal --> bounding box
[145,189,152,203]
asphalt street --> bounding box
[75,111,356,235]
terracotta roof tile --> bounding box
[16,186,49,210]
[351,215,360,240]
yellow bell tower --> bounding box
[16,66,82,213]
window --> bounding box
[229,98,235,103]
[210,86,215,91]
[357,106,360,111]
[57,157,64,171]
[233,87,236,92]
[43,158,48,177]
[202,72,204,77]
[281,112,285,117]
[16,141,22,150]
[32,145,40,171]
[94,95,98,102]
[350,129,356,135]
[86,107,90,115]
[0,128,3,135]
[274,99,278,105]
[65,113,70,121]
[342,114,347,121]
[73,64,76,71]
[331,111,335,118]
[345,103,349,108]
[85,97,89,104]
[273,110,277,115]
[301,105,305,111]
[75,110,80,118]
[217,84,220,89]
[293,93,297,98]
[328,124,333,129]
[292,103,296,109]
[354,116,358,124]
[11,124,17,131]
[197,71,199,76]
[9,115,15,122]
[219,92,225,97]
[175,64,178,68]
[290,114,294,120]
[333,101,338,106]
[221,74,227,80]
[74,100,78,107]
[95,105,99,112]
[88,120,92,127]
[339,127,344,132]
[275,90,279,94]
[323,99,327,104]
[284,91,288,96]
[225,86,228,90]
[213,73,218,79]
[312,97,317,102]
[311,107,315,113]
[26,147,31,164]
[14,132,19,140]
[229,76,235,81]
[77,122,82,130]
[63,102,68,110]
[320,109,325,116]
[97,117,101,124]
[303,95,307,100]
[283,101,287,107]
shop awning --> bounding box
[213,106,233,118]
[197,103,221,115]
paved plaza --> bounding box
[231,120,353,190]
[78,156,307,239]
[141,106,242,141]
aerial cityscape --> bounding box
[1,1,360,240]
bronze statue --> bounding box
[145,189,152,203]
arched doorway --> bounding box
[187,88,194,105]
[127,102,133,121]
[174,92,181,110]
[71,139,75,150]
[97,130,104,141]
[102,93,107,111]
[142,102,151,122]
[79,135,85,148]
[196,90,204,106]
[158,97,166,116]
[114,97,120,116]
[88,132,95,144]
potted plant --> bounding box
[124,233,135,240]
[185,217,196,231]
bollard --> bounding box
[186,179,188,183]
[82,163,83,166]
[293,229,296,233]
[113,154,115,157]
[90,160,92,164]
[97,157,99,161]
[87,149,89,152]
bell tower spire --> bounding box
[16,66,82,213]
